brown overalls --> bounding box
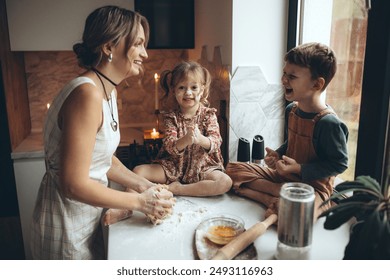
[226,103,335,218]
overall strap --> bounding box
[290,102,299,114]
[313,106,336,123]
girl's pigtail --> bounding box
[159,70,171,97]
[201,66,211,107]
[159,70,176,112]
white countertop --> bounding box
[107,193,351,260]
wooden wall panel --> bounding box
[0,0,31,150]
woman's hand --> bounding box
[126,182,154,194]
[264,147,280,169]
[136,185,175,218]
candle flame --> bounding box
[154,73,158,80]
[46,103,50,109]
[151,128,159,139]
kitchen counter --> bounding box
[107,193,351,260]
[10,127,146,160]
[11,132,44,159]
[11,132,46,259]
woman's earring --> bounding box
[108,53,113,62]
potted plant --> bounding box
[319,175,390,259]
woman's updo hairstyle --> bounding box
[73,5,149,69]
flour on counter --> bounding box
[170,197,211,225]
[156,197,217,240]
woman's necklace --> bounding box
[92,68,118,87]
[92,69,118,131]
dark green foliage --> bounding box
[319,176,390,260]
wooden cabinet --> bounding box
[6,0,134,51]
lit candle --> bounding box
[151,128,159,139]
[46,103,50,110]
[154,73,159,110]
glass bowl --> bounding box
[202,214,245,245]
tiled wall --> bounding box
[228,66,285,163]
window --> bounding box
[288,0,390,184]
[290,0,369,181]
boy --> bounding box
[226,42,349,220]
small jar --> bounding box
[275,183,315,260]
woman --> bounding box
[30,5,174,260]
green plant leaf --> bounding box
[337,193,377,204]
[320,202,367,229]
[334,186,382,200]
[335,181,364,189]
[355,176,382,192]
[319,188,380,208]
[323,175,390,259]
[335,176,382,197]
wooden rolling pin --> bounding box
[211,214,278,260]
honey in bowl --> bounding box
[209,225,236,238]
[201,215,245,245]
[206,225,237,245]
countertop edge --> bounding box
[10,127,148,160]
[11,150,45,160]
[11,132,44,160]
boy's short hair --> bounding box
[285,42,337,90]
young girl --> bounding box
[134,61,232,196]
